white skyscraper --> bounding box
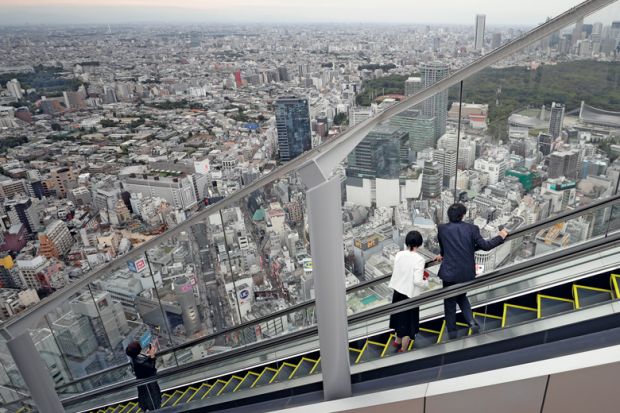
[6,79,23,100]
[475,14,486,51]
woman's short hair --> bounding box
[447,203,467,223]
[405,231,423,250]
[126,341,142,358]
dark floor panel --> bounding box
[539,297,574,317]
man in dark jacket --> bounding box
[126,341,162,411]
[437,203,508,339]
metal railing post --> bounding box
[6,331,63,412]
[305,173,352,400]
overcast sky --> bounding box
[1,0,619,25]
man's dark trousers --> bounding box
[443,280,475,336]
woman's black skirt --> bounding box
[388,290,420,337]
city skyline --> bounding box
[2,0,620,25]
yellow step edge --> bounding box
[186,382,211,402]
[104,406,115,413]
[288,357,319,379]
[537,294,574,318]
[572,284,612,309]
[118,402,137,413]
[355,340,370,364]
[200,381,226,400]
[437,320,471,341]
[309,357,321,375]
[173,386,197,406]
[161,389,184,407]
[502,304,538,327]
[420,326,441,335]
[473,311,503,320]
[198,383,215,400]
[349,347,362,354]
[269,362,297,384]
[251,366,278,388]
[217,375,244,396]
[234,371,260,392]
[380,333,397,357]
[610,274,620,299]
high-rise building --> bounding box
[572,18,584,48]
[422,161,442,198]
[71,291,129,349]
[3,197,36,234]
[404,77,423,97]
[548,150,579,180]
[50,167,77,199]
[433,148,458,186]
[275,96,312,162]
[347,124,408,180]
[420,62,450,140]
[38,220,74,259]
[538,133,554,157]
[389,109,436,154]
[278,67,289,82]
[5,79,23,100]
[549,102,565,139]
[475,14,486,51]
[174,277,201,336]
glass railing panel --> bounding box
[0,339,29,404]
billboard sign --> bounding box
[128,257,146,273]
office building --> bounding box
[404,77,422,97]
[0,178,29,200]
[63,91,87,110]
[549,150,579,180]
[538,133,554,157]
[71,291,129,349]
[389,109,436,154]
[121,171,198,211]
[38,220,74,259]
[275,96,312,162]
[474,157,508,185]
[475,14,486,51]
[492,32,502,49]
[420,62,449,140]
[433,148,457,186]
[50,167,78,199]
[506,167,542,191]
[347,124,408,180]
[15,255,50,290]
[422,161,442,198]
[549,102,565,139]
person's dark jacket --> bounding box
[131,354,162,411]
[437,222,504,283]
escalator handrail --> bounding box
[60,230,620,407]
[54,194,620,391]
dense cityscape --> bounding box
[0,9,619,397]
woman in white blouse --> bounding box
[388,230,429,352]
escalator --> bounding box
[78,240,620,413]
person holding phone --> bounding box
[125,341,161,411]
[388,230,429,352]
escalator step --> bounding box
[160,390,183,407]
[190,383,213,401]
[502,304,538,327]
[412,328,441,349]
[117,402,138,413]
[289,358,319,379]
[203,380,227,399]
[439,321,471,342]
[473,312,503,332]
[349,348,362,364]
[537,295,574,318]
[251,367,278,388]
[356,340,387,363]
[269,363,296,383]
[174,386,200,405]
[573,285,613,308]
[217,376,243,395]
[234,372,261,392]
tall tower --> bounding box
[549,102,565,139]
[572,18,584,49]
[475,14,486,51]
[174,277,201,336]
[275,96,312,162]
[420,62,450,141]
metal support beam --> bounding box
[305,172,352,400]
[6,332,64,412]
